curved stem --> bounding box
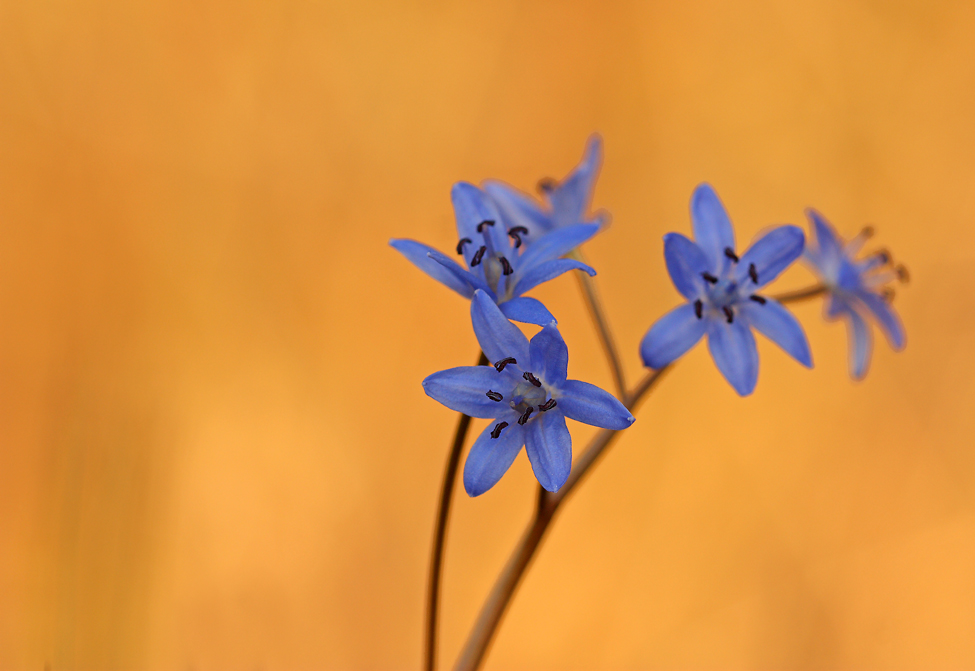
[453,365,673,671]
[570,249,627,399]
[426,350,489,671]
[772,283,826,304]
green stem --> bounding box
[772,284,826,304]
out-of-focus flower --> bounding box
[390,183,598,325]
[640,183,812,396]
[802,209,907,379]
[482,134,608,240]
[423,291,634,496]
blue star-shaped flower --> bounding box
[802,209,906,379]
[390,182,599,325]
[640,183,812,396]
[423,291,634,496]
[481,134,608,241]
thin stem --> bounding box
[426,350,489,671]
[453,365,673,671]
[772,283,826,304]
[570,249,627,399]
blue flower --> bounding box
[640,183,812,396]
[390,182,599,326]
[423,291,634,496]
[481,134,608,241]
[802,209,907,379]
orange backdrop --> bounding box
[2,1,974,669]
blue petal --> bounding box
[463,421,526,497]
[824,293,846,319]
[482,180,552,236]
[513,258,595,297]
[524,409,572,492]
[529,322,568,385]
[806,208,843,262]
[558,379,633,430]
[470,290,530,367]
[707,317,759,396]
[389,239,476,298]
[690,183,736,273]
[853,290,906,350]
[663,232,710,300]
[845,307,872,380]
[499,296,557,326]
[549,134,602,229]
[422,366,513,418]
[738,298,812,367]
[426,247,494,297]
[451,182,508,261]
[639,302,708,369]
[736,225,805,290]
[516,223,600,271]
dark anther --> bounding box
[493,357,517,372]
[470,245,487,266]
[694,299,703,319]
[702,272,719,284]
[456,237,472,255]
[476,220,495,232]
[539,398,557,411]
[724,247,739,263]
[749,295,767,305]
[508,226,529,248]
[523,371,542,387]
[882,287,895,302]
[748,263,759,284]
[876,249,890,264]
[486,390,503,402]
[499,256,514,275]
[723,306,734,323]
[517,407,534,425]
[537,177,558,193]
[490,421,509,439]
[862,225,875,237]
[896,264,910,282]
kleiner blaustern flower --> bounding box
[802,209,907,379]
[640,183,812,396]
[481,134,608,242]
[390,182,599,326]
[423,290,634,496]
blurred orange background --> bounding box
[2,1,974,669]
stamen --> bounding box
[861,225,875,238]
[508,226,528,248]
[702,272,719,284]
[896,264,910,282]
[523,371,542,387]
[456,237,472,255]
[493,357,517,372]
[476,220,495,233]
[723,306,734,323]
[875,249,890,265]
[470,245,487,266]
[724,247,739,262]
[537,177,557,193]
[539,399,557,411]
[499,256,514,275]
[881,287,895,302]
[748,263,759,284]
[517,407,534,425]
[749,295,767,305]
[694,299,703,319]
[490,421,509,439]
[486,390,503,402]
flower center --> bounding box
[457,221,522,295]
[485,358,558,438]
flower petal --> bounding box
[640,302,708,369]
[738,298,812,367]
[524,409,572,492]
[558,379,633,430]
[690,183,736,273]
[463,421,526,497]
[451,181,508,259]
[852,290,906,350]
[806,208,843,261]
[549,134,602,229]
[499,296,557,326]
[516,223,600,271]
[663,232,710,300]
[707,317,759,396]
[736,225,805,289]
[513,258,595,297]
[389,239,476,298]
[482,180,552,236]
[426,246,494,297]
[845,307,872,380]
[471,290,530,367]
[422,366,512,418]
[529,322,568,385]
